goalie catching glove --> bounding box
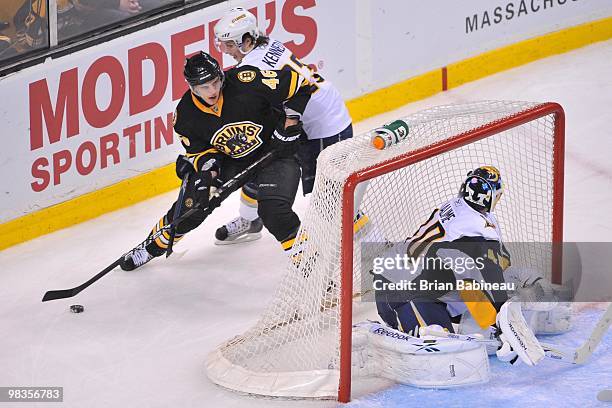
[504,266,573,334]
[504,266,557,311]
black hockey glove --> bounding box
[184,170,213,209]
[175,155,195,179]
[271,118,303,156]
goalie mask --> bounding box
[214,7,260,53]
[459,166,504,213]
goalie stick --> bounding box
[41,151,275,302]
[420,303,612,365]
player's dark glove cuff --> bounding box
[271,120,303,156]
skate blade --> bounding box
[214,232,262,246]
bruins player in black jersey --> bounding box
[119,51,312,271]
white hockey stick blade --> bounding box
[574,303,612,364]
[419,327,576,364]
[422,303,612,365]
[538,341,579,364]
[598,390,612,402]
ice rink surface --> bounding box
[1,39,611,408]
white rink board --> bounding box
[0,0,610,223]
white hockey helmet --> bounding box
[214,7,260,52]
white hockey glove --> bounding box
[525,302,573,334]
[504,266,557,311]
[495,300,545,366]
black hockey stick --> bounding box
[41,151,275,302]
[165,173,190,258]
[40,204,200,302]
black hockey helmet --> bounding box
[183,51,224,86]
[459,166,504,213]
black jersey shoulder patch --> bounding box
[237,70,257,83]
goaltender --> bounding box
[373,166,561,366]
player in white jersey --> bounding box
[212,7,353,246]
[374,166,549,366]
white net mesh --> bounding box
[206,101,562,398]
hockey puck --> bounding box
[70,304,84,313]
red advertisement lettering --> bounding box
[52,149,72,185]
[75,141,97,175]
[154,113,174,149]
[29,68,79,151]
[31,157,50,192]
[82,56,125,128]
[128,42,169,116]
[100,133,120,168]
[282,0,318,59]
[171,26,205,100]
[123,124,141,158]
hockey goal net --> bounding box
[206,101,565,401]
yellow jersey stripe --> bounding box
[288,71,298,98]
[186,148,218,171]
[459,289,497,329]
[409,301,428,327]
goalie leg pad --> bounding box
[352,321,490,387]
[496,300,545,366]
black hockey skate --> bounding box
[120,240,165,271]
[215,216,263,245]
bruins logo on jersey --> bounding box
[211,121,263,158]
[237,70,256,83]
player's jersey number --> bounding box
[406,209,446,259]
[260,70,279,90]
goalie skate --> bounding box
[215,216,263,245]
